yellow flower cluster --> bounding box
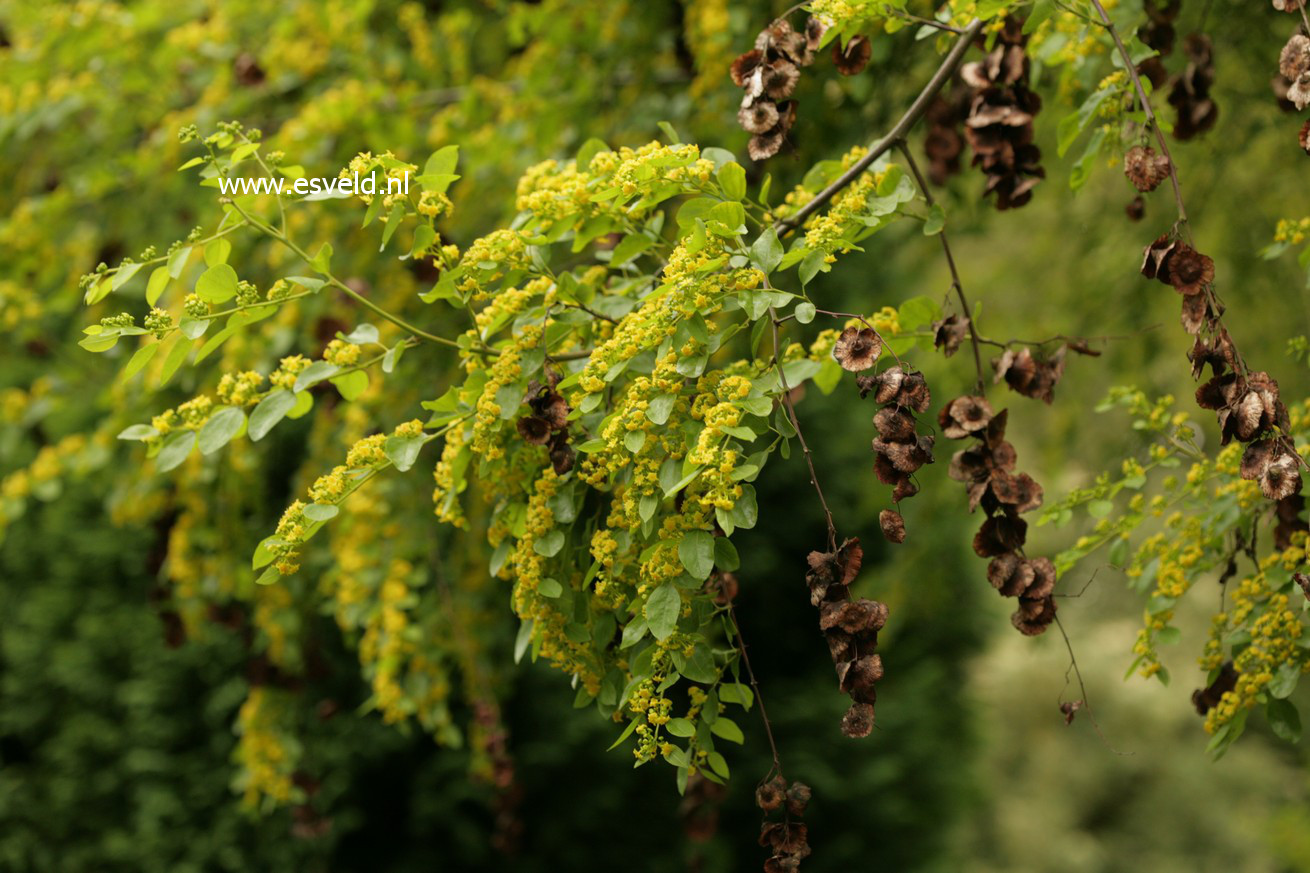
[233,687,298,809]
[217,370,264,407]
[1275,217,1310,246]
[323,339,362,367]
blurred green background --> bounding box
[3,1,1310,871]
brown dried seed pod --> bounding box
[1261,452,1302,501]
[832,35,872,75]
[1011,594,1057,636]
[841,702,876,738]
[987,552,1034,597]
[1141,233,1178,282]
[874,406,917,441]
[932,315,970,357]
[1167,244,1215,296]
[1301,119,1310,155]
[1123,145,1172,193]
[879,509,906,544]
[1282,34,1310,80]
[972,513,1028,557]
[1192,662,1239,715]
[730,50,763,88]
[938,395,994,439]
[516,416,551,445]
[1126,195,1146,221]
[755,776,788,812]
[749,127,787,162]
[738,99,780,134]
[785,782,812,817]
[833,327,882,371]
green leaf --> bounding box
[607,718,640,751]
[111,262,143,292]
[718,161,747,201]
[195,264,238,304]
[331,370,369,401]
[121,342,159,381]
[424,145,460,177]
[718,683,754,709]
[645,582,681,640]
[678,530,715,580]
[157,336,192,387]
[197,406,245,454]
[665,718,696,738]
[1269,698,1302,743]
[624,429,647,453]
[248,389,296,441]
[798,249,827,286]
[145,267,169,306]
[794,301,816,324]
[535,529,565,557]
[575,137,609,170]
[117,424,159,441]
[538,578,564,598]
[303,503,339,522]
[923,203,945,235]
[713,537,740,572]
[1270,661,1301,700]
[610,234,652,265]
[749,228,784,274]
[706,751,729,779]
[709,717,743,744]
[156,431,196,472]
[384,434,426,472]
[294,361,340,393]
[309,242,333,274]
[647,395,676,425]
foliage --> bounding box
[7,0,1310,868]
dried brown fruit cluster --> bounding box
[1275,494,1309,549]
[756,776,812,872]
[516,378,575,475]
[1192,661,1238,715]
[1169,34,1218,140]
[942,398,1056,635]
[922,88,970,185]
[862,366,935,538]
[1275,0,1306,12]
[731,18,859,161]
[1144,235,1308,501]
[1123,145,1172,193]
[993,346,1067,404]
[1140,0,1180,57]
[1141,233,1217,334]
[960,18,1044,209]
[1279,32,1310,153]
[803,539,889,738]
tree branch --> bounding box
[775,18,983,236]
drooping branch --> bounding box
[896,141,986,395]
[776,18,984,235]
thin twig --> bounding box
[769,301,838,552]
[1088,0,1189,240]
[897,142,986,394]
[1054,613,1130,755]
[775,18,983,235]
[727,600,784,782]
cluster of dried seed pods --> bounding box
[1168,34,1219,140]
[993,345,1071,404]
[1123,145,1172,194]
[516,377,575,475]
[1142,233,1306,500]
[960,18,1044,209]
[1278,30,1310,150]
[922,87,970,185]
[830,326,934,541]
[941,397,1057,635]
[730,17,868,161]
[756,776,812,872]
[803,538,889,738]
[1275,493,1309,549]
